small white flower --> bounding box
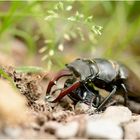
[64,34,71,41]
[58,44,64,51]
[39,46,47,53]
[41,54,48,61]
[45,40,53,44]
[49,50,54,56]
[66,5,72,11]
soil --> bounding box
[0,65,140,139]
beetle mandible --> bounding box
[46,58,140,111]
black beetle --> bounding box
[64,78,102,108]
[46,58,140,111]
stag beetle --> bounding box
[46,58,140,111]
[64,78,102,108]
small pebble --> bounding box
[102,106,132,124]
[75,102,96,114]
[36,114,46,126]
[30,122,40,131]
[75,102,89,113]
[56,121,79,138]
[86,119,123,139]
[3,126,22,138]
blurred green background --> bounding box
[0,1,140,74]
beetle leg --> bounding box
[50,81,80,103]
[121,83,128,106]
[83,84,100,108]
[96,85,117,111]
[46,69,72,94]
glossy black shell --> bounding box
[66,58,129,84]
[65,58,131,104]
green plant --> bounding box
[0,1,139,72]
[0,68,12,81]
[0,68,14,86]
[0,1,39,55]
[39,2,102,70]
[16,66,44,73]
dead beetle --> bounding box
[46,58,140,111]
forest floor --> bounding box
[0,65,140,139]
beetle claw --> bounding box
[50,81,81,103]
[46,69,72,95]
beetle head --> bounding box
[66,58,99,82]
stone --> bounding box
[102,106,132,124]
[75,102,96,114]
[86,119,123,139]
[30,122,40,131]
[75,102,89,114]
[56,121,79,138]
[3,126,22,138]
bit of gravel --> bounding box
[101,106,132,124]
[85,119,123,139]
[3,126,22,138]
[56,121,79,138]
